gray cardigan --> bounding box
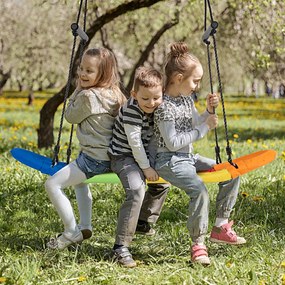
[65,87,120,161]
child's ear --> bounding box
[172,73,183,85]
[176,73,183,84]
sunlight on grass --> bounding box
[0,93,285,284]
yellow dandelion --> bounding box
[281,261,285,268]
[241,192,249,198]
[233,134,239,139]
[247,139,252,144]
[283,274,285,285]
[283,175,285,181]
[262,144,268,149]
[78,276,87,282]
[0,277,7,283]
[252,196,265,202]
[258,280,266,285]
[226,261,233,268]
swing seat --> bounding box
[10,148,66,176]
[213,149,277,178]
[10,148,277,184]
[10,147,232,183]
[84,168,232,184]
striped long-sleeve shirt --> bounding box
[108,97,154,169]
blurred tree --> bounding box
[38,0,170,148]
[1,0,284,148]
[0,1,77,92]
[218,0,285,82]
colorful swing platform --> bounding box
[9,0,278,187]
[213,149,277,179]
[10,148,66,176]
[10,147,277,184]
[10,147,231,183]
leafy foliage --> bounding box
[1,0,284,93]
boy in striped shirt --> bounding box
[108,66,169,267]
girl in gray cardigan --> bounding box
[45,47,125,250]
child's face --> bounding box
[179,64,203,96]
[132,85,163,114]
[77,54,99,89]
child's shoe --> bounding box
[135,221,156,236]
[113,246,137,268]
[210,221,246,245]
[78,224,93,240]
[47,230,83,250]
[191,244,211,266]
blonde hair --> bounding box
[84,47,126,107]
[133,66,163,92]
[164,42,201,87]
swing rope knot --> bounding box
[52,145,60,166]
[226,146,238,169]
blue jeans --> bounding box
[155,152,240,243]
[76,151,111,179]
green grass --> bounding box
[0,93,285,284]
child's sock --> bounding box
[113,244,124,250]
[137,219,148,225]
[193,235,205,245]
[215,218,228,227]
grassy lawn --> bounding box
[0,92,285,285]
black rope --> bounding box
[206,44,222,164]
[52,0,88,166]
[66,0,88,164]
[212,35,237,167]
[203,0,222,164]
[52,36,78,166]
[203,0,238,168]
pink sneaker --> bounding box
[210,221,246,245]
[191,244,211,266]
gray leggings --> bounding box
[155,152,240,243]
[111,156,169,246]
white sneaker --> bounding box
[47,230,83,250]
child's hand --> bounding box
[206,114,218,129]
[206,93,219,113]
[143,167,159,181]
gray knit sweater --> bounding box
[65,87,121,161]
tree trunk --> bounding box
[38,0,163,148]
[126,18,180,93]
[38,85,72,148]
[0,70,11,95]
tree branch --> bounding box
[126,14,180,93]
[38,0,164,148]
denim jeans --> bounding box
[76,151,111,179]
[110,155,169,246]
[155,152,240,243]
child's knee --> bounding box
[126,185,145,203]
[45,177,56,194]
